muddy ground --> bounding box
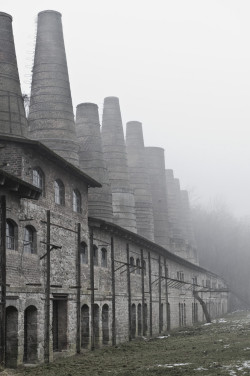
[2,311,250,375]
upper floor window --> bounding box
[136,258,141,274]
[54,179,65,205]
[24,225,36,254]
[32,168,44,195]
[130,257,135,273]
[93,245,98,266]
[101,248,107,267]
[80,242,88,264]
[73,189,81,213]
[177,271,184,282]
[6,219,17,250]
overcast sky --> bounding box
[3,0,250,217]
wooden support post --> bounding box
[89,227,95,350]
[44,210,50,363]
[158,255,162,333]
[164,257,170,331]
[111,236,116,346]
[126,243,132,341]
[0,196,6,366]
[141,249,145,336]
[148,251,152,337]
[76,223,81,353]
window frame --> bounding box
[54,179,65,206]
[32,167,45,196]
[73,189,81,213]
[23,225,37,254]
[80,241,88,264]
[6,219,18,251]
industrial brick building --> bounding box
[0,10,228,367]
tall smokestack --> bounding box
[180,190,198,264]
[76,103,113,222]
[0,12,27,137]
[28,10,79,166]
[165,170,183,240]
[102,97,137,233]
[145,147,170,249]
[126,121,154,241]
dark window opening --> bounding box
[54,179,65,205]
[73,189,81,213]
[6,219,17,250]
[93,245,98,266]
[24,225,36,254]
[101,248,107,267]
[80,242,88,264]
[94,304,99,347]
[32,168,44,195]
[136,258,141,274]
[130,257,135,273]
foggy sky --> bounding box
[3,0,250,218]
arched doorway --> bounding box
[24,305,37,363]
[81,304,89,348]
[131,304,136,339]
[94,304,100,347]
[137,304,142,336]
[144,303,148,335]
[6,306,18,368]
[102,304,109,345]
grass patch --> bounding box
[5,311,250,375]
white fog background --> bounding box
[3,0,250,218]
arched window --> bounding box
[93,245,98,266]
[24,226,36,254]
[32,168,44,195]
[101,248,107,267]
[73,189,81,213]
[80,242,88,264]
[142,260,146,275]
[54,179,65,205]
[6,219,17,250]
[130,257,135,273]
[136,258,141,274]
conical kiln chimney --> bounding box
[126,121,154,241]
[0,12,27,137]
[102,97,137,232]
[28,10,79,166]
[76,102,113,222]
[145,147,170,249]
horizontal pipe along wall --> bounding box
[0,12,27,137]
[76,103,113,222]
[126,121,154,241]
[102,97,137,232]
[28,10,79,166]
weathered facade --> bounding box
[0,10,228,368]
